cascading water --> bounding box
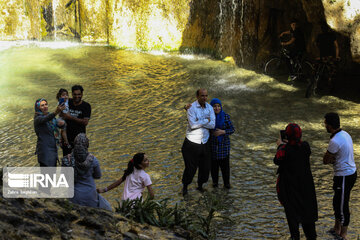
[217,0,225,57]
[239,0,244,64]
[217,0,238,59]
[230,0,237,55]
[52,0,58,40]
[0,0,190,50]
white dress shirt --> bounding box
[186,100,215,144]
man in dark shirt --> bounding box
[279,19,306,80]
[316,22,340,88]
[61,85,91,155]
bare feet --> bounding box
[339,225,348,240]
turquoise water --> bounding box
[0,41,359,239]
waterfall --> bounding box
[0,0,189,50]
[217,0,238,58]
[230,0,237,55]
[52,0,58,40]
[218,0,225,58]
[239,0,245,64]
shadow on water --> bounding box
[0,44,359,239]
[266,70,360,104]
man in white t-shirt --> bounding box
[181,89,215,196]
[323,112,357,240]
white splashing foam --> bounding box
[214,78,256,92]
[0,41,106,51]
[178,54,208,60]
[148,50,167,56]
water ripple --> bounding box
[1,44,360,239]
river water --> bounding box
[0,42,359,239]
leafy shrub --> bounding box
[115,197,191,229]
[189,192,233,238]
[115,192,232,239]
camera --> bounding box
[280,130,286,141]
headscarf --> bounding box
[72,133,94,177]
[35,98,47,115]
[285,123,302,146]
[210,98,225,143]
[34,98,60,146]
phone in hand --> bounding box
[58,98,65,105]
[280,130,286,142]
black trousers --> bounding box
[333,171,357,226]
[286,50,302,75]
[62,142,73,156]
[181,138,211,186]
[285,207,317,240]
[211,155,230,186]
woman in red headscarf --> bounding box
[274,123,318,240]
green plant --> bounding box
[173,202,192,229]
[329,0,337,4]
[115,197,159,225]
[115,197,192,228]
[189,192,232,239]
[115,193,232,239]
[155,198,175,227]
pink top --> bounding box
[122,168,152,200]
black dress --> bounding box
[274,141,318,224]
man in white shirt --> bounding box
[323,112,357,240]
[182,89,215,196]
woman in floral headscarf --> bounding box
[62,133,111,211]
[34,98,65,166]
[274,123,318,240]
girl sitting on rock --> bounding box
[97,153,154,201]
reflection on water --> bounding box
[0,42,359,239]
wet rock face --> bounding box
[0,0,358,68]
[181,0,360,69]
[0,0,191,50]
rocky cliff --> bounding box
[0,0,190,50]
[1,0,359,69]
[181,0,360,71]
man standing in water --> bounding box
[61,85,91,155]
[181,88,215,196]
[323,112,357,240]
